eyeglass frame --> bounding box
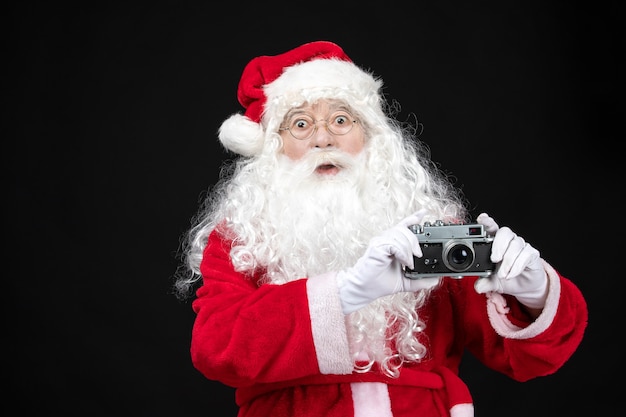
[278,111,360,140]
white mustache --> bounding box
[301,149,356,172]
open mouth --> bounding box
[315,163,340,175]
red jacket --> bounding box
[191,229,588,416]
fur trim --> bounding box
[263,58,382,127]
[485,259,561,339]
[306,271,353,374]
[218,113,265,157]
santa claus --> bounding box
[175,41,587,417]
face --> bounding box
[278,100,365,175]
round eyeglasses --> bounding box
[279,111,359,140]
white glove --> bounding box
[474,213,548,310]
[337,210,441,314]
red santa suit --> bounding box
[190,229,588,417]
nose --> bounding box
[311,121,336,147]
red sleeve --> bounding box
[190,230,322,387]
[455,267,588,382]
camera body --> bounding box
[404,221,495,279]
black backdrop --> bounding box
[7,2,623,416]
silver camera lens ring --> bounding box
[442,239,475,272]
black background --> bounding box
[7,2,623,416]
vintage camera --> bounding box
[404,221,495,279]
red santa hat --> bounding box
[218,41,383,156]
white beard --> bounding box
[259,148,392,284]
[223,146,432,375]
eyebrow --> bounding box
[285,105,354,120]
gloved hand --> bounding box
[474,213,548,310]
[337,210,441,314]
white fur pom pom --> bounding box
[218,113,265,157]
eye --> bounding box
[290,115,314,131]
[294,119,309,129]
[331,112,351,126]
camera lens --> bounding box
[442,240,475,272]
